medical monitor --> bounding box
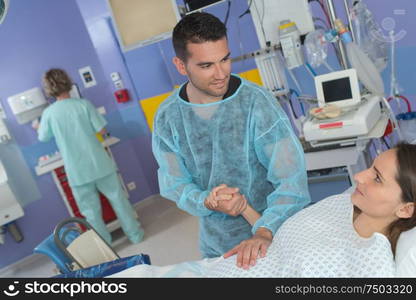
[315,69,361,108]
[183,0,224,13]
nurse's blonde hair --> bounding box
[43,68,72,98]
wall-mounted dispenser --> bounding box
[7,87,48,124]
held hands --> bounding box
[223,227,273,270]
[205,184,247,216]
[205,184,272,269]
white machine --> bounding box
[0,160,24,226]
[315,69,361,108]
[7,87,48,124]
[250,0,315,48]
[279,20,304,69]
[304,69,382,142]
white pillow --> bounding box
[395,227,416,277]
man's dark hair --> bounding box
[172,12,227,61]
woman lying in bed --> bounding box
[110,142,416,277]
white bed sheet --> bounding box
[107,257,222,278]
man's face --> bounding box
[173,37,231,102]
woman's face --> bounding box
[352,149,405,221]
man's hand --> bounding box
[205,184,247,216]
[223,227,273,269]
[205,184,231,209]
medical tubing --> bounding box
[382,136,391,149]
[287,96,298,119]
[304,62,317,77]
[223,0,231,26]
[289,88,299,97]
[382,96,403,140]
[287,68,303,94]
[290,89,306,116]
[387,95,412,113]
[238,0,253,18]
[315,0,331,27]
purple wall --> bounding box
[76,0,159,202]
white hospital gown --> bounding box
[205,194,396,277]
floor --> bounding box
[0,195,202,278]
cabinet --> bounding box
[35,137,127,233]
[52,166,117,223]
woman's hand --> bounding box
[205,184,247,216]
[223,227,272,269]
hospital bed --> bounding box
[35,190,416,278]
[108,187,416,278]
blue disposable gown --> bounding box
[152,75,310,257]
[38,98,116,186]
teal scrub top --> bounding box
[38,98,116,186]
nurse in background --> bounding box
[37,68,144,244]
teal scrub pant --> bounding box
[71,172,144,244]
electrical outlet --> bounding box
[111,72,120,82]
[114,80,124,89]
[127,182,136,191]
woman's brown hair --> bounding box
[387,142,416,255]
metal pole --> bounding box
[344,0,356,42]
[325,0,349,69]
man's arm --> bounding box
[221,90,310,269]
[152,121,213,217]
[250,92,310,236]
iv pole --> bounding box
[324,0,349,69]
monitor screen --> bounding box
[315,69,361,108]
[184,0,223,12]
[322,77,353,103]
